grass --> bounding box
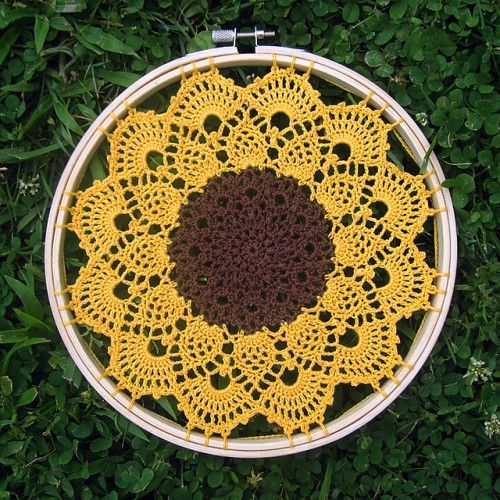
[0,1,499,498]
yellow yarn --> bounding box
[66,64,438,440]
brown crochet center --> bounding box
[168,168,333,333]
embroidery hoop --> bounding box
[45,45,457,458]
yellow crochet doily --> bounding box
[66,64,439,440]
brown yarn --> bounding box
[168,168,333,332]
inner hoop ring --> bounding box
[45,46,457,458]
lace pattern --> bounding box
[66,64,438,440]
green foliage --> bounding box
[0,0,498,498]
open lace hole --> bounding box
[280,367,299,386]
[148,338,167,356]
[373,267,390,288]
[369,200,388,219]
[114,213,132,231]
[204,114,222,133]
[333,143,351,160]
[113,282,130,299]
[270,111,290,130]
[146,150,163,171]
[339,329,359,347]
[210,373,230,390]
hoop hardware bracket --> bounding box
[212,28,276,48]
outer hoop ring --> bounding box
[45,46,457,458]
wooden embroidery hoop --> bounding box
[45,45,457,458]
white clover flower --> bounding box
[464,357,492,384]
[18,174,40,196]
[247,469,264,488]
[17,179,29,195]
[415,112,428,127]
[484,414,500,439]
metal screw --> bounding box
[212,28,276,47]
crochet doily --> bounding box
[66,64,439,440]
